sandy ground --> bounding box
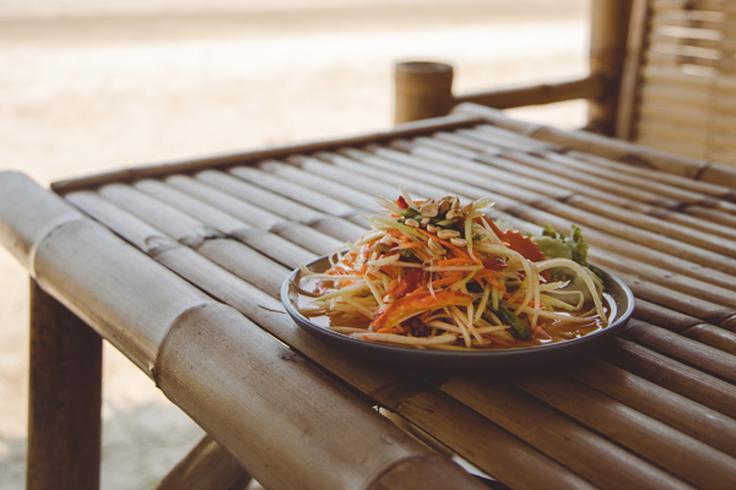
[0,1,586,487]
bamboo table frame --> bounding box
[2,103,736,489]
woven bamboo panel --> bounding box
[56,111,736,489]
[623,0,736,163]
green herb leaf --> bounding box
[533,224,589,266]
[492,303,531,340]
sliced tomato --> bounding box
[483,216,545,262]
[372,290,472,329]
[502,230,546,262]
[483,256,508,271]
[386,269,423,299]
[396,195,409,209]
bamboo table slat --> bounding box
[2,103,736,489]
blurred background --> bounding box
[0,0,586,487]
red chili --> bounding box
[396,195,409,209]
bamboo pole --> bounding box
[634,298,702,332]
[573,362,736,458]
[624,320,736,383]
[588,0,633,134]
[454,102,736,187]
[607,338,736,419]
[50,114,482,194]
[455,74,605,109]
[373,389,595,490]
[0,172,483,490]
[27,280,102,490]
[394,61,454,123]
[616,0,651,139]
[515,375,736,488]
[441,380,690,489]
[686,324,736,355]
[158,436,249,490]
[65,187,601,490]
[156,304,484,490]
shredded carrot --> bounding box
[430,272,464,288]
[372,290,472,329]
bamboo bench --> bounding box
[2,104,736,489]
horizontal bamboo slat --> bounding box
[607,338,736,419]
[623,319,736,382]
[685,323,736,354]
[455,103,736,186]
[441,380,691,489]
[372,389,596,490]
[573,362,736,458]
[634,298,701,331]
[11,106,734,488]
[515,375,736,489]
[0,173,488,490]
[65,175,591,489]
[50,113,485,194]
[454,75,605,109]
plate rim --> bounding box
[280,254,635,359]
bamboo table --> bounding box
[2,103,736,490]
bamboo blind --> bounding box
[47,107,736,488]
[620,0,736,163]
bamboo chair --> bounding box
[394,0,736,165]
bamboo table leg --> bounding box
[27,279,102,490]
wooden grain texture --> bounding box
[1,173,485,490]
[393,61,454,123]
[367,454,486,490]
[66,190,393,395]
[588,0,633,134]
[455,103,736,187]
[633,298,701,331]
[6,103,736,490]
[617,0,651,139]
[230,166,358,217]
[567,151,736,200]
[371,144,569,201]
[373,389,596,490]
[573,362,736,458]
[157,436,250,490]
[623,319,736,382]
[441,380,690,489]
[50,113,483,193]
[0,171,85,271]
[27,280,102,490]
[623,1,736,163]
[413,139,718,228]
[156,303,478,490]
[541,151,736,213]
[455,75,604,109]
[258,160,380,211]
[607,338,736,419]
[685,323,736,355]
[516,375,736,489]
[31,216,211,374]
